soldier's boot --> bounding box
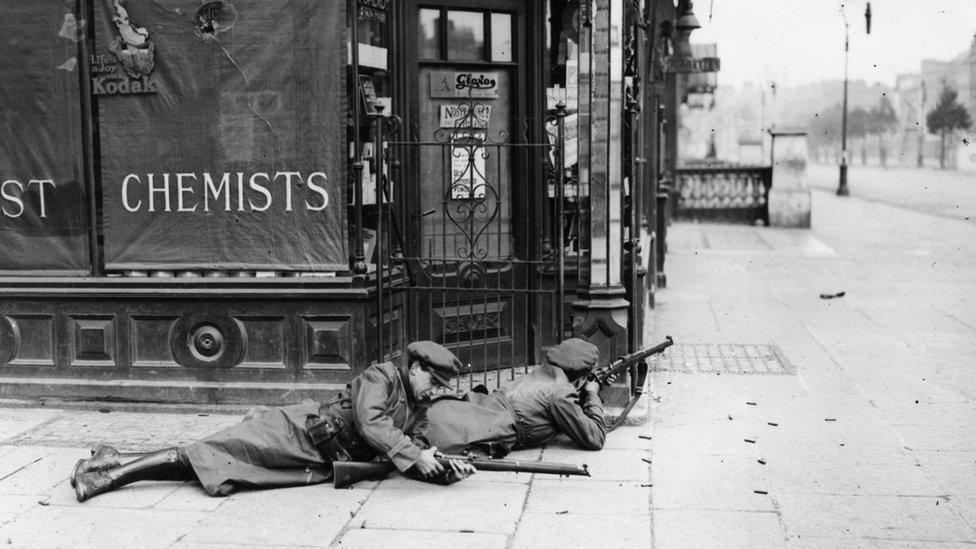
[74,447,195,503]
[70,445,139,488]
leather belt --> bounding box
[494,395,527,449]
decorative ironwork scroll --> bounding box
[432,97,509,260]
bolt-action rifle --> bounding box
[333,452,589,489]
[587,336,674,387]
[587,336,674,431]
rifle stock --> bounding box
[333,454,589,489]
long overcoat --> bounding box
[184,361,423,496]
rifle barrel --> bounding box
[438,455,589,476]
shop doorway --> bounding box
[396,1,559,380]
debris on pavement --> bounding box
[757,459,766,465]
[556,510,568,515]
[767,422,778,427]
[825,418,837,422]
[744,439,756,444]
[638,435,652,440]
[746,402,757,406]
[819,291,846,299]
[641,458,653,464]
[754,490,768,495]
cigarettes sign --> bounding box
[663,56,721,74]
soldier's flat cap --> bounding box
[407,341,461,387]
[546,338,599,374]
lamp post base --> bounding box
[836,164,850,196]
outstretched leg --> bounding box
[71,445,151,487]
[74,447,197,502]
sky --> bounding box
[691,0,976,90]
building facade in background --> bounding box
[0,0,685,406]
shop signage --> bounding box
[1,179,57,218]
[430,71,500,99]
[358,0,388,23]
[91,0,158,95]
[0,0,91,272]
[663,56,721,74]
[450,133,487,199]
[439,104,491,129]
[117,171,331,213]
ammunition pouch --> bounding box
[306,392,375,464]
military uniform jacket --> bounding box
[183,361,424,496]
[495,363,606,450]
[350,360,424,472]
[415,392,521,457]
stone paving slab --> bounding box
[775,493,975,542]
[0,409,63,441]
[652,451,774,512]
[338,528,507,549]
[5,410,241,451]
[763,453,941,496]
[914,452,976,496]
[653,509,786,548]
[1,507,209,549]
[896,424,976,452]
[512,513,652,548]
[349,480,526,534]
[181,485,369,547]
[525,479,649,516]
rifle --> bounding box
[586,336,674,431]
[333,453,589,489]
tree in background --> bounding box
[867,96,898,168]
[807,104,842,163]
[926,86,973,169]
[848,107,869,164]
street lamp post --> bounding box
[837,2,870,196]
[837,5,851,196]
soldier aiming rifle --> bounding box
[413,336,674,458]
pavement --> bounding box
[1,171,975,547]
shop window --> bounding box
[418,8,440,60]
[447,10,484,61]
[490,13,513,62]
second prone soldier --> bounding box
[416,338,607,456]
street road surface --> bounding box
[808,163,976,226]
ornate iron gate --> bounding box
[383,99,569,387]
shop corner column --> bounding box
[573,0,631,406]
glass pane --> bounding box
[418,8,440,59]
[491,13,512,62]
[447,10,484,60]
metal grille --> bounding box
[383,97,573,388]
[654,343,794,374]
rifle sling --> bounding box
[608,393,643,432]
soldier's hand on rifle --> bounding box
[584,380,601,393]
[446,459,476,481]
[415,447,445,478]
